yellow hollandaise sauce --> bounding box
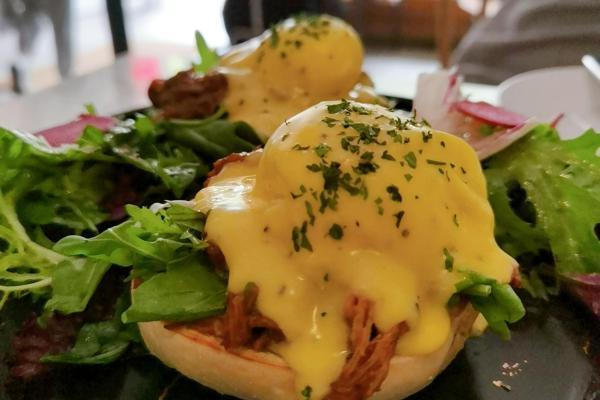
[194,101,515,399]
[217,14,384,138]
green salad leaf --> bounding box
[193,30,219,74]
[122,255,226,323]
[54,203,225,322]
[0,109,260,308]
[485,126,600,275]
[44,258,111,314]
[42,293,140,364]
[454,270,525,340]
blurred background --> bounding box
[0,0,598,102]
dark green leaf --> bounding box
[122,255,226,323]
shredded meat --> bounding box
[204,152,250,185]
[205,241,227,272]
[325,296,409,400]
[148,70,228,119]
[510,266,522,288]
[167,284,285,351]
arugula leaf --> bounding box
[42,294,140,364]
[165,119,263,160]
[54,204,207,267]
[122,255,226,323]
[454,270,525,340]
[193,30,219,74]
[53,203,223,323]
[44,258,111,314]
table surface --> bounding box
[0,53,498,133]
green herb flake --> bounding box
[328,223,344,240]
[292,221,313,252]
[375,197,384,215]
[453,214,459,227]
[403,152,417,169]
[381,150,396,161]
[305,201,315,225]
[386,185,402,202]
[393,210,405,228]
[323,273,329,282]
[421,130,433,143]
[306,163,322,172]
[301,385,313,400]
[426,159,446,166]
[292,144,310,151]
[404,173,413,182]
[314,143,331,158]
[327,99,350,114]
[270,25,280,48]
[322,117,337,127]
[443,248,454,271]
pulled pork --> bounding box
[325,296,409,400]
[204,152,251,185]
[167,284,285,351]
[148,70,228,119]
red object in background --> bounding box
[36,115,116,146]
[131,57,161,83]
[454,100,528,127]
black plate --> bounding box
[1,293,598,400]
[1,100,599,399]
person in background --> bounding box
[223,0,342,44]
[453,0,600,84]
[1,0,71,93]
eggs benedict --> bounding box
[149,15,388,138]
[138,100,524,399]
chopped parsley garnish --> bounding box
[327,99,350,114]
[404,173,413,182]
[440,140,446,148]
[461,166,467,174]
[375,197,384,215]
[386,185,402,202]
[353,160,378,175]
[453,214,459,227]
[360,151,374,161]
[393,210,405,228]
[305,201,315,225]
[421,130,433,143]
[314,143,331,158]
[306,163,322,172]
[328,223,344,240]
[281,133,290,141]
[321,117,337,127]
[381,150,396,161]
[292,221,313,252]
[426,159,446,165]
[292,144,310,151]
[443,248,454,271]
[301,385,313,400]
[403,151,417,169]
[341,137,359,153]
[270,25,279,48]
[323,273,329,282]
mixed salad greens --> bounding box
[0,31,598,389]
[484,124,600,314]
